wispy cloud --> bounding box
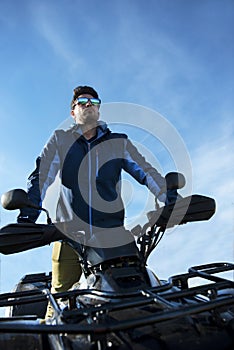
[149,123,234,279]
[191,125,234,195]
[28,2,82,71]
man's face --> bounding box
[71,94,100,125]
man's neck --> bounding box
[81,125,97,140]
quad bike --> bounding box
[0,172,233,349]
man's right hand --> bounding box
[17,215,36,223]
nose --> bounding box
[85,100,92,107]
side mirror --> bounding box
[1,189,52,225]
[165,172,186,190]
[1,189,40,211]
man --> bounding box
[18,86,167,315]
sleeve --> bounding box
[122,138,166,200]
[17,133,60,223]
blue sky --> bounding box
[0,0,233,301]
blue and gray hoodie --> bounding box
[18,121,166,235]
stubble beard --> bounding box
[75,109,99,130]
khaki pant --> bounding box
[45,241,82,318]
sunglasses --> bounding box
[75,97,101,106]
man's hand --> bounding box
[17,215,36,223]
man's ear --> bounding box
[70,110,75,120]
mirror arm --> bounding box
[40,208,52,225]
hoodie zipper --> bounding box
[96,149,99,177]
[87,143,100,237]
[87,142,93,237]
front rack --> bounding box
[0,262,233,334]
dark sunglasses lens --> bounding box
[90,98,101,105]
[77,98,89,105]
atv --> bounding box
[0,172,233,350]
